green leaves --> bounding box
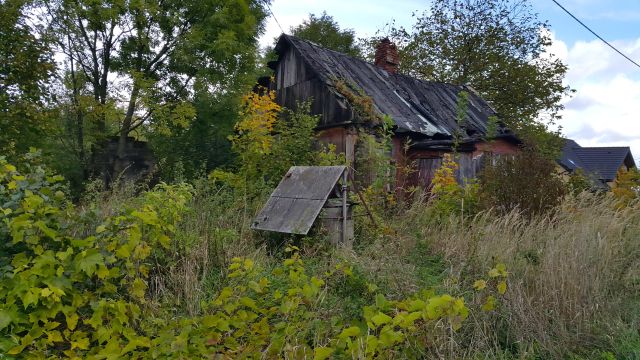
[313,346,335,360]
[339,326,361,339]
[0,157,194,357]
[371,312,393,327]
[291,12,363,58]
[75,249,104,276]
[0,309,12,330]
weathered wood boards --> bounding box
[251,166,347,235]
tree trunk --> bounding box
[113,83,139,179]
[68,36,87,179]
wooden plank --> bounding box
[251,166,346,235]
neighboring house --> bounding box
[262,34,519,190]
[559,139,636,188]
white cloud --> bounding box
[550,33,640,159]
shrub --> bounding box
[479,149,567,215]
[211,89,345,196]
[144,246,507,359]
[0,154,508,358]
[613,167,640,206]
[567,167,595,195]
[0,154,192,357]
[429,153,480,218]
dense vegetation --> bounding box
[2,91,640,358]
[2,0,640,358]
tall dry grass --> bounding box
[84,178,640,356]
[401,192,640,357]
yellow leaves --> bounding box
[230,89,281,157]
[4,164,17,172]
[432,153,459,195]
[70,336,89,350]
[40,288,53,297]
[495,263,508,276]
[473,280,487,291]
[47,330,63,343]
[613,167,640,206]
[488,263,508,278]
[482,296,496,312]
[130,278,147,300]
[497,281,507,295]
[243,259,254,271]
[228,257,255,278]
[66,312,79,331]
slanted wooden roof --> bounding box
[271,34,516,143]
[251,166,346,235]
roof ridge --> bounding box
[578,146,631,149]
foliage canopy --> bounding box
[291,11,363,58]
[388,0,570,154]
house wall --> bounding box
[317,127,357,166]
[316,129,520,191]
[392,136,520,191]
[274,46,354,128]
[473,139,520,156]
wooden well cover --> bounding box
[251,166,347,234]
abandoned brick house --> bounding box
[261,34,520,189]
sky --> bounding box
[260,0,640,160]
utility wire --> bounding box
[551,0,640,70]
[266,3,285,34]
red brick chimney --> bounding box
[374,38,399,74]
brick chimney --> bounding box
[374,38,399,74]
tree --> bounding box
[613,167,640,206]
[291,12,362,58]
[42,0,268,176]
[389,0,571,155]
[0,0,55,158]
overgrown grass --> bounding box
[399,192,640,358]
[84,180,640,358]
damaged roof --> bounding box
[272,34,516,141]
[559,139,636,182]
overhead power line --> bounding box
[551,0,640,70]
[266,4,285,34]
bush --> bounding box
[0,153,192,357]
[613,167,640,206]
[429,153,480,218]
[0,153,508,358]
[479,149,567,215]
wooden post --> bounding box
[342,169,348,245]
